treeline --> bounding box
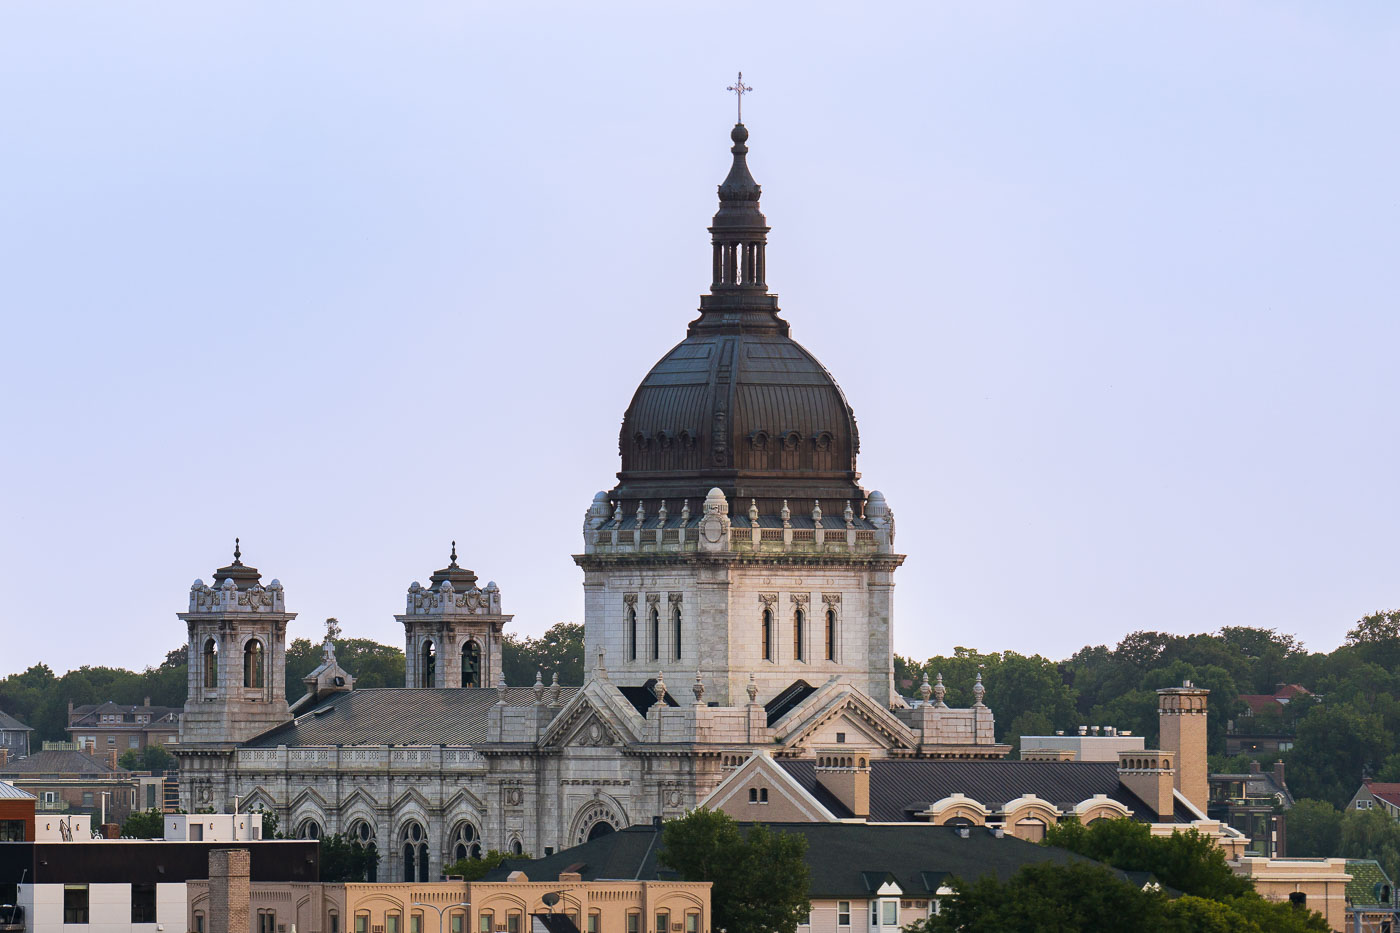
[0,622,585,747]
[895,610,1400,809]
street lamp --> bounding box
[412,901,470,933]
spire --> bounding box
[691,105,787,337]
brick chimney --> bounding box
[0,748,8,767]
[1117,750,1176,820]
[106,749,118,770]
[1157,681,1210,813]
[208,848,251,933]
[815,756,870,819]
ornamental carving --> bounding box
[821,593,841,610]
[668,592,683,607]
[646,593,661,608]
[623,594,638,609]
[758,593,778,612]
[791,593,811,611]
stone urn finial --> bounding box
[692,670,705,704]
[918,672,932,703]
[746,672,759,704]
[654,672,667,703]
[933,672,947,708]
[972,671,986,708]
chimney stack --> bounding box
[1117,750,1176,820]
[208,848,251,933]
[1157,682,1210,813]
[815,757,870,819]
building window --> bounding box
[411,915,422,933]
[1358,800,1373,809]
[826,608,837,661]
[0,821,23,842]
[794,607,805,660]
[762,608,773,661]
[507,911,522,933]
[131,882,157,923]
[329,913,340,933]
[685,913,700,933]
[129,735,140,748]
[244,639,265,689]
[650,604,661,661]
[462,641,481,688]
[259,911,279,933]
[655,910,669,933]
[107,736,116,746]
[749,787,758,802]
[385,913,400,933]
[356,914,369,933]
[672,602,683,660]
[1289,892,1307,908]
[627,913,641,933]
[761,788,768,803]
[477,911,493,933]
[838,901,851,926]
[420,639,436,688]
[194,912,205,933]
[64,885,89,924]
[628,605,638,661]
[449,913,463,933]
[203,639,218,688]
[587,913,601,933]
[400,821,429,881]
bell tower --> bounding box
[178,541,295,744]
[397,543,508,690]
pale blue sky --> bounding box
[1,2,1396,676]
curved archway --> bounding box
[587,821,615,841]
[572,801,623,845]
[449,821,482,862]
[420,640,436,688]
[399,820,429,882]
[347,819,379,882]
[462,641,481,689]
[296,818,322,840]
[203,638,218,689]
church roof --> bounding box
[778,759,1198,823]
[241,687,579,748]
[488,821,1137,898]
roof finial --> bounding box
[233,537,242,564]
[449,540,458,567]
[726,71,752,123]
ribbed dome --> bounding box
[609,123,863,516]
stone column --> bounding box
[208,848,250,933]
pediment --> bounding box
[541,681,643,748]
[565,711,622,748]
[775,686,916,753]
[390,785,431,814]
[289,785,328,812]
[443,786,487,816]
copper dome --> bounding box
[609,124,864,516]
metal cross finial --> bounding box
[726,71,753,123]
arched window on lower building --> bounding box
[461,641,480,688]
[243,639,264,689]
[627,605,638,661]
[762,609,773,661]
[794,608,805,661]
[420,640,436,688]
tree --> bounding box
[319,834,379,882]
[119,744,176,773]
[1339,806,1400,889]
[444,849,518,881]
[120,809,164,839]
[659,809,809,933]
[502,622,585,687]
[1043,818,1249,900]
[1286,703,1388,807]
[1285,799,1342,857]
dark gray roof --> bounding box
[0,749,128,776]
[779,759,1195,823]
[242,687,579,748]
[489,822,1134,899]
[0,711,32,732]
[69,701,180,725]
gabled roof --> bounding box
[778,759,1196,823]
[68,701,181,725]
[0,711,32,732]
[240,687,578,748]
[1363,783,1400,809]
[0,749,128,775]
[489,821,1138,899]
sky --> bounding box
[1,2,1397,678]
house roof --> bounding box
[0,781,37,800]
[68,701,181,726]
[777,758,1196,823]
[0,749,128,776]
[487,821,1136,899]
[1345,859,1394,907]
[241,687,579,748]
[0,710,33,732]
[1363,783,1400,809]
[1210,770,1294,807]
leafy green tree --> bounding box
[1339,806,1400,889]
[1345,610,1400,669]
[120,809,165,838]
[1286,799,1342,857]
[118,744,176,772]
[444,849,520,881]
[1043,818,1250,900]
[659,809,809,933]
[502,622,585,687]
[1286,703,1388,806]
[908,861,1166,933]
[285,635,406,701]
[319,834,379,882]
